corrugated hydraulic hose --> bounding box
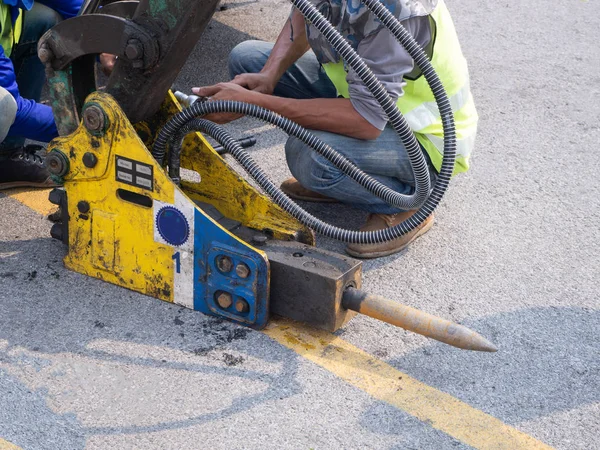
[154,0,457,245]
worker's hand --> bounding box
[230,72,276,95]
[99,53,117,76]
[192,82,258,124]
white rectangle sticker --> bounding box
[136,164,152,176]
[136,176,152,189]
[117,171,133,183]
[117,159,133,170]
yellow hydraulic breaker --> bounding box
[45,92,313,329]
[38,0,497,351]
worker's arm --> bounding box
[0,46,58,142]
[230,8,310,94]
[193,82,381,140]
[193,16,432,140]
[193,6,382,140]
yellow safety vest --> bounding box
[322,0,478,174]
[0,3,23,58]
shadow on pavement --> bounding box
[0,237,301,442]
[359,305,599,434]
[0,368,86,450]
[175,19,257,90]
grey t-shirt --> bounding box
[346,16,431,130]
[301,0,434,130]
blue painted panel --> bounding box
[192,209,269,329]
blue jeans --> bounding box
[228,40,437,214]
[1,3,62,150]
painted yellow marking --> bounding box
[4,190,554,450]
[0,438,21,450]
[265,319,554,450]
[3,188,55,216]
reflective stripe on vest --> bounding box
[0,4,23,58]
[404,80,471,131]
[322,0,478,174]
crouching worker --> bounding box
[193,0,478,258]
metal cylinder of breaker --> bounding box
[173,91,202,108]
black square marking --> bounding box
[115,155,154,191]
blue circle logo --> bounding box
[156,206,190,246]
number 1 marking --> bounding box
[172,252,181,274]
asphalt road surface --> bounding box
[1,0,599,449]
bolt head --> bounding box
[38,46,54,64]
[50,223,64,241]
[235,263,250,279]
[83,106,105,133]
[48,188,65,206]
[125,39,144,62]
[125,39,143,60]
[77,201,90,214]
[45,151,69,177]
[216,255,233,273]
[82,152,98,168]
[216,292,233,309]
[234,299,249,314]
[251,235,268,245]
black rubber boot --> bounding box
[0,145,59,190]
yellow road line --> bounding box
[266,319,553,450]
[0,438,21,450]
[4,189,553,450]
[2,188,55,216]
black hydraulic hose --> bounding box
[155,0,458,244]
[213,135,256,155]
[167,120,203,184]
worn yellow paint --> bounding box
[0,438,21,450]
[265,319,553,450]
[32,91,302,306]
[45,93,179,302]
[3,187,55,216]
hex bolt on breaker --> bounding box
[39,0,496,352]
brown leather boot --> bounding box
[280,177,338,203]
[346,211,434,259]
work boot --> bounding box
[280,177,338,203]
[346,211,434,259]
[0,145,59,190]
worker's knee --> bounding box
[21,3,62,44]
[228,40,273,79]
[285,136,344,191]
[0,87,17,143]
